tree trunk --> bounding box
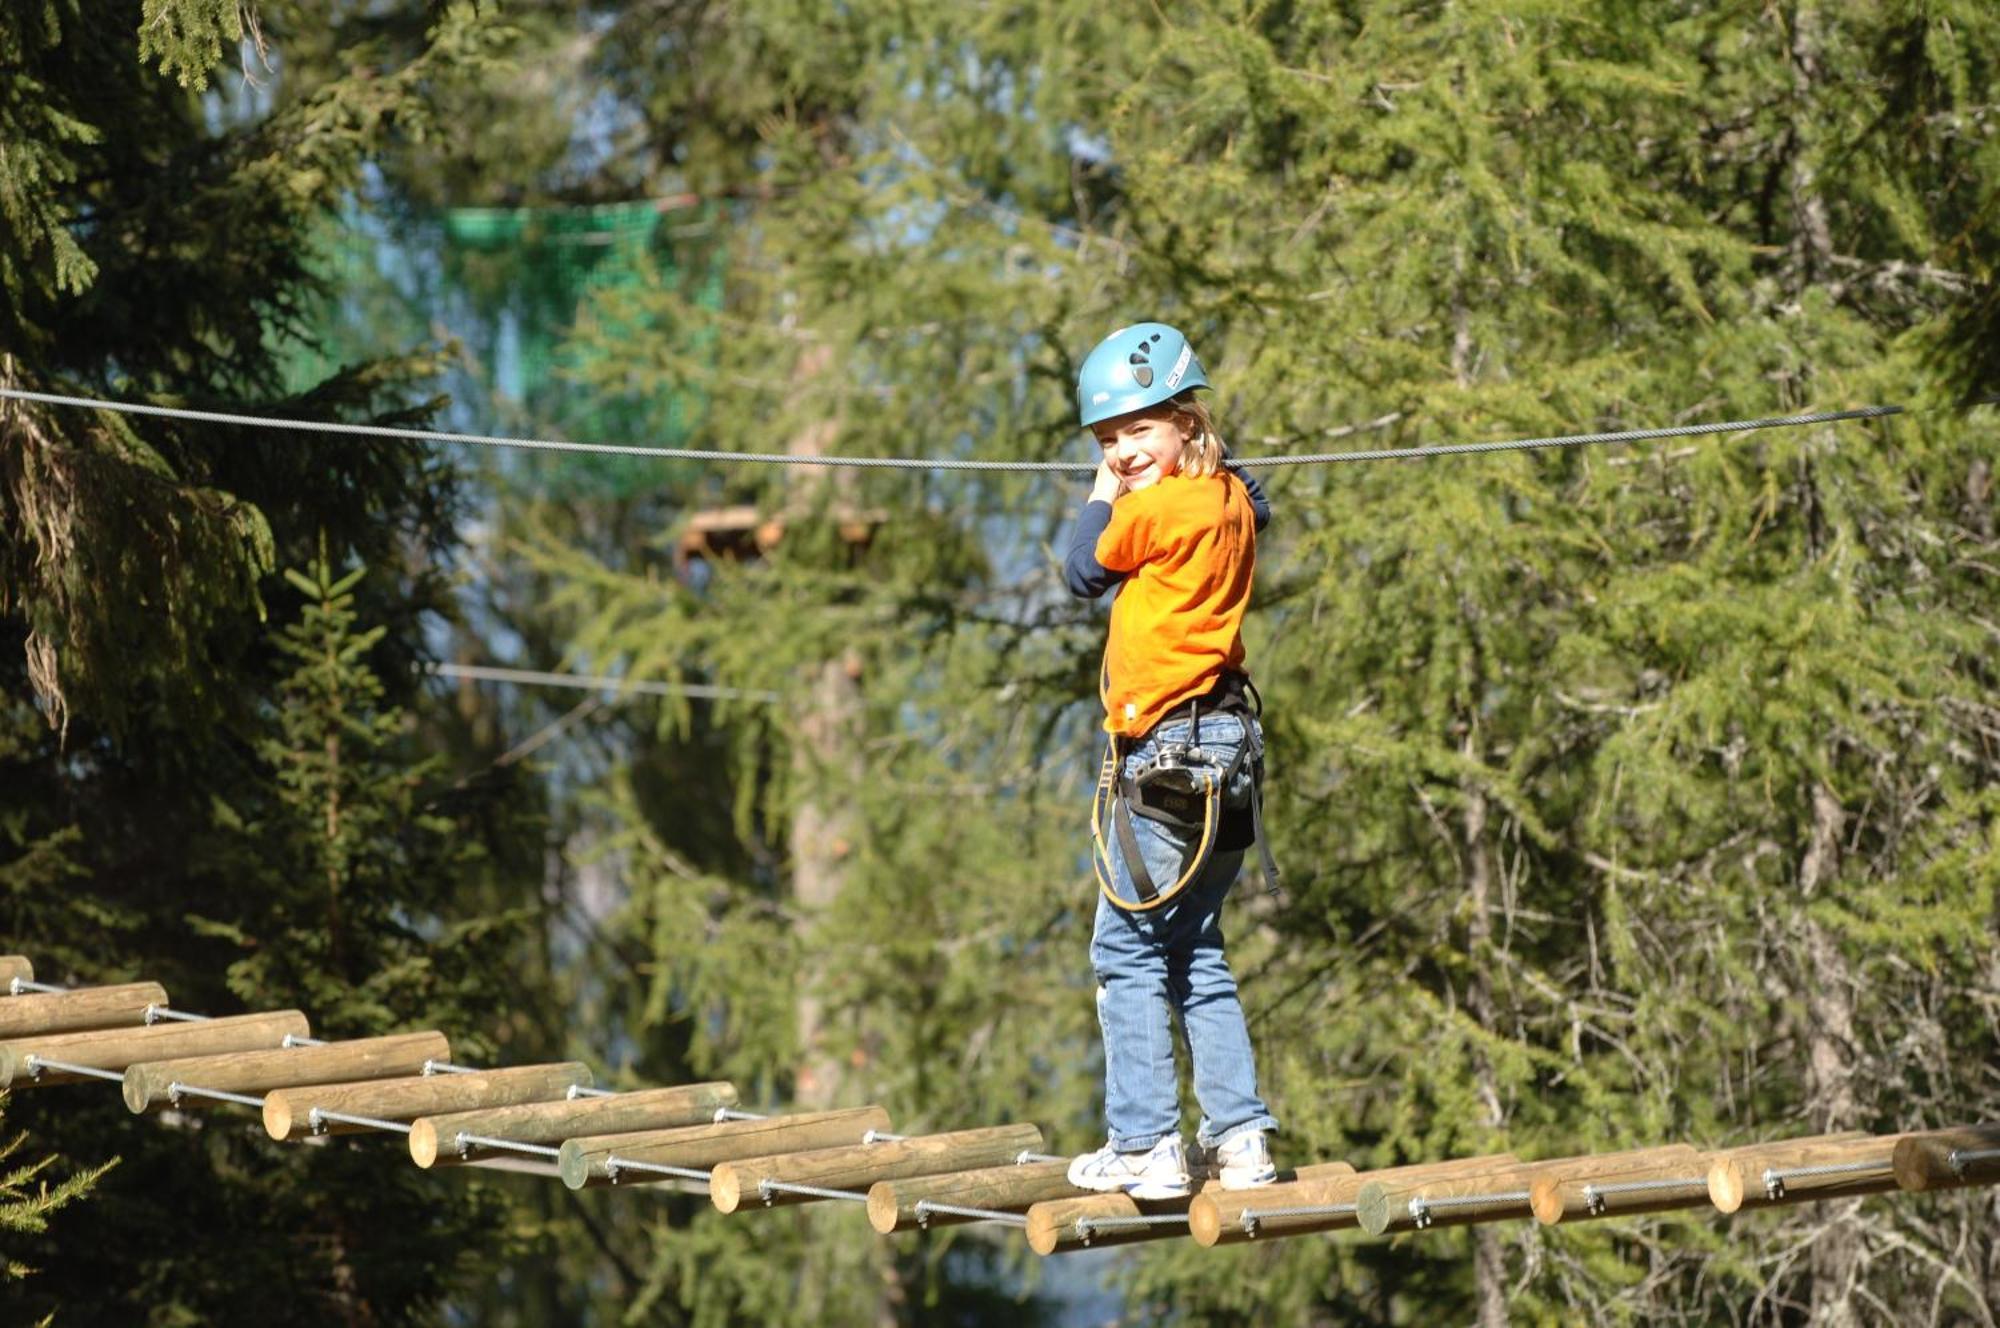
[790,651,862,1109]
[1463,764,1509,1328]
[1799,779,1860,1328]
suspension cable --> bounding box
[0,388,1922,475]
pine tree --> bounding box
[10,2,1985,1323]
[507,2,1998,1323]
[0,1091,107,1326]
[0,3,544,1321]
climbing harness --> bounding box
[1091,673,1282,912]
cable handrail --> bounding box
[0,388,1924,475]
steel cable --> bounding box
[0,388,1918,475]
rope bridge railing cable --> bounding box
[758,1179,870,1205]
[1762,1159,1891,1200]
[23,1056,129,1085]
[453,1132,562,1161]
[1238,1201,1357,1236]
[0,388,1089,473]
[915,1200,1030,1228]
[1239,404,1909,467]
[1581,1176,1707,1214]
[0,388,1925,475]
[1073,1213,1192,1238]
[310,1107,413,1135]
[1409,1189,1535,1229]
[168,1083,267,1109]
[605,1157,713,1185]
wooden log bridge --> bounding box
[0,1011,311,1088]
[558,1107,893,1189]
[9,963,2000,1259]
[710,1124,1044,1213]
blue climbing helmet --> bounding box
[1075,322,1209,428]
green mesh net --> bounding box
[281,198,722,497]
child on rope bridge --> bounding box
[1061,322,1280,1199]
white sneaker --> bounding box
[1067,1136,1191,1199]
[1214,1130,1276,1189]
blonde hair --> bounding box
[1164,393,1226,478]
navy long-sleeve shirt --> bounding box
[1064,468,1270,599]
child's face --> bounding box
[1091,408,1187,492]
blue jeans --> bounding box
[1090,711,1279,1152]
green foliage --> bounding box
[5,0,1994,1324]
[480,0,1999,1322]
[0,1088,107,1328]
[188,545,526,1041]
[0,1093,110,1300]
[0,2,547,1324]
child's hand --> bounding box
[1090,460,1126,504]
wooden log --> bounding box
[1892,1124,2000,1193]
[263,1063,592,1141]
[1027,1189,1205,1255]
[0,957,31,988]
[711,1124,1044,1214]
[1191,1155,1508,1247]
[410,1082,739,1168]
[1892,1124,2000,1194]
[1528,1144,1710,1225]
[1707,1133,1905,1213]
[0,1011,310,1088]
[1355,1150,1642,1236]
[1028,1164,1359,1255]
[558,1106,891,1190]
[0,983,170,1039]
[868,1160,1086,1233]
[122,1032,450,1113]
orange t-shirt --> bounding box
[1095,472,1256,737]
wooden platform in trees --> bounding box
[7,959,1997,1255]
